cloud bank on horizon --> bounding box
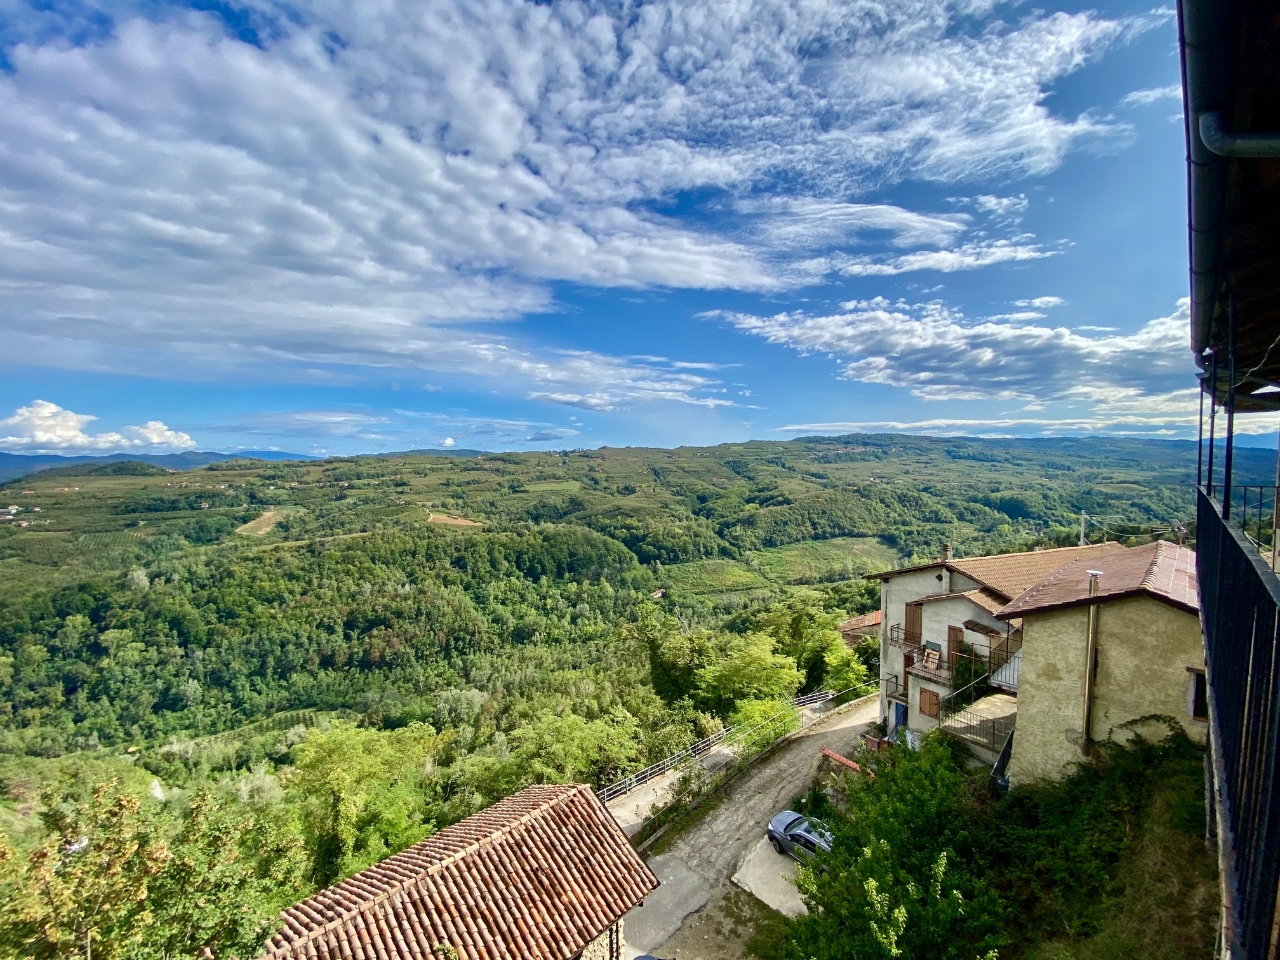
[0,0,1218,454]
[0,401,195,454]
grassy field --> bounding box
[661,558,772,596]
[751,536,899,584]
[236,505,305,536]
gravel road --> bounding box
[622,696,880,959]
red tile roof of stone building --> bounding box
[838,609,881,632]
[262,783,658,960]
[867,543,1127,601]
[819,747,863,773]
[996,540,1198,618]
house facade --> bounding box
[871,543,1126,748]
[262,783,658,960]
[998,541,1204,784]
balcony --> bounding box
[887,623,922,649]
[880,674,907,702]
[1198,488,1280,959]
[906,657,952,685]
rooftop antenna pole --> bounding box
[1079,511,1087,547]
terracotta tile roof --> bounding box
[838,610,882,632]
[949,543,1127,600]
[819,747,863,773]
[262,783,658,960]
[916,587,1008,615]
[866,543,1127,601]
[996,540,1198,619]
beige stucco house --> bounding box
[997,540,1205,785]
[869,542,1126,749]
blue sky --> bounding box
[0,0,1258,456]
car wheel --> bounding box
[771,838,784,854]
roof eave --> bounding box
[996,589,1200,621]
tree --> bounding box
[287,722,442,885]
[0,780,287,960]
[788,735,1004,960]
[758,598,857,692]
[630,606,716,704]
[695,633,803,716]
[507,708,641,787]
[727,698,800,759]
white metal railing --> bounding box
[596,687,845,803]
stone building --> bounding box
[998,540,1204,784]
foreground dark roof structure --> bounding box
[263,783,658,960]
[997,540,1198,619]
[1181,0,1280,408]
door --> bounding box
[947,625,965,668]
[905,602,923,643]
[894,702,907,730]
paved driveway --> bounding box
[620,697,879,959]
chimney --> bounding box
[941,543,953,561]
[1087,570,1103,597]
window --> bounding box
[1189,668,1208,721]
[919,688,940,718]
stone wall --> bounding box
[1008,594,1204,785]
[577,919,623,960]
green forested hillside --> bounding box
[0,433,1241,958]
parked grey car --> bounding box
[767,810,832,861]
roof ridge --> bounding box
[265,784,587,957]
[1140,539,1167,591]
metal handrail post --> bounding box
[1223,294,1236,520]
[1208,349,1218,498]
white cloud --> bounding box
[712,297,1194,409]
[738,198,969,252]
[1014,296,1067,308]
[0,0,1167,390]
[834,238,1056,277]
[778,406,1280,438]
[1122,84,1182,107]
[213,407,587,450]
[0,400,196,452]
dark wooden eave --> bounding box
[1180,0,1280,411]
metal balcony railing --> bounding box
[906,658,952,685]
[1230,484,1280,570]
[1197,488,1280,960]
[880,674,907,701]
[887,623,922,649]
[939,708,1015,753]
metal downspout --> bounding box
[1082,571,1103,753]
[1198,112,1280,158]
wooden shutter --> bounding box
[905,602,923,643]
[947,625,964,667]
[919,688,939,719]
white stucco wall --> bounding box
[878,565,1008,732]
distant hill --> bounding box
[0,450,317,483]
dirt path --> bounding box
[622,697,880,959]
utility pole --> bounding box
[1079,510,1087,546]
